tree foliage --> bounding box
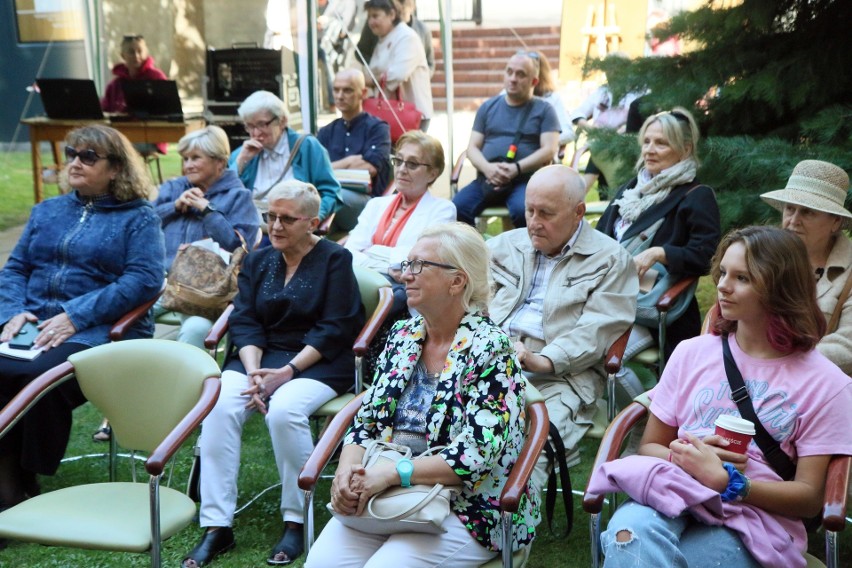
[584,0,852,232]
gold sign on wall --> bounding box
[15,0,85,43]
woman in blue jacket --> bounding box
[0,124,165,507]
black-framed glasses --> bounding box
[65,146,108,167]
[262,212,313,226]
[390,156,430,171]
[400,259,458,275]
[244,117,278,133]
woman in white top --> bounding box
[362,0,433,131]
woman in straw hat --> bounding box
[761,159,852,375]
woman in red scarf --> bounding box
[344,131,456,312]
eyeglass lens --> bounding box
[65,146,102,166]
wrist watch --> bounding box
[396,458,414,488]
[202,203,217,216]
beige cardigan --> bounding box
[817,234,852,375]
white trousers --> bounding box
[305,514,497,568]
[198,370,337,527]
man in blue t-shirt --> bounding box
[317,69,392,231]
[453,52,561,228]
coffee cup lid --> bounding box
[715,414,756,435]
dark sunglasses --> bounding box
[65,146,109,167]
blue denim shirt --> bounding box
[0,191,166,346]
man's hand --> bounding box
[513,340,554,374]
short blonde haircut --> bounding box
[395,130,445,178]
[635,106,701,171]
[267,180,320,218]
[177,125,230,163]
[418,222,491,313]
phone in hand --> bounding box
[8,321,40,350]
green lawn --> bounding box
[0,153,848,566]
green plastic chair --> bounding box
[0,339,222,568]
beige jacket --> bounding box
[487,224,638,404]
[817,234,852,375]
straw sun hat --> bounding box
[760,160,852,227]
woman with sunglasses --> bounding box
[344,131,455,313]
[182,181,364,568]
[0,124,164,508]
[306,222,539,567]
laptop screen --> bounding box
[36,78,104,120]
[121,80,184,118]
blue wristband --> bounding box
[720,463,749,502]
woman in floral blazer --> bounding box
[306,223,540,568]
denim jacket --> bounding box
[0,191,165,346]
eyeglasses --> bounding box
[400,259,458,275]
[65,146,109,167]
[244,117,278,133]
[390,156,430,171]
[262,212,313,226]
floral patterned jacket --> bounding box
[345,312,541,551]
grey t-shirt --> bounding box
[473,95,561,165]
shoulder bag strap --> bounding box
[827,268,852,333]
[507,101,535,163]
[542,421,573,537]
[253,134,308,201]
[721,335,796,480]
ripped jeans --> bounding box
[601,501,762,568]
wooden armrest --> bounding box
[823,454,851,532]
[353,287,394,357]
[582,402,649,514]
[315,212,336,236]
[500,400,550,512]
[604,326,633,375]
[657,276,698,312]
[450,151,467,185]
[204,304,234,350]
[0,362,76,440]
[109,289,163,341]
[146,376,221,476]
[298,392,366,490]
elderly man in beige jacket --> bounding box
[487,165,638,491]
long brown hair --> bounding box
[710,225,825,352]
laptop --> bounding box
[36,78,104,120]
[121,79,185,121]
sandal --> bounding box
[92,425,111,442]
[267,525,304,566]
[182,527,235,567]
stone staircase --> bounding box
[431,25,561,111]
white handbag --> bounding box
[326,441,461,535]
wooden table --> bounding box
[22,117,205,203]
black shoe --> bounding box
[267,525,303,566]
[182,527,235,567]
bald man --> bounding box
[487,165,638,491]
[318,68,392,231]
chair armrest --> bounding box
[657,276,698,313]
[146,376,221,476]
[604,326,633,375]
[582,401,649,514]
[298,392,367,491]
[500,400,550,513]
[109,289,163,341]
[0,362,76,440]
[449,151,467,191]
[823,455,851,532]
[204,304,234,351]
[353,287,394,357]
[315,213,336,236]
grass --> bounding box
[0,155,848,566]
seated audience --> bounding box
[181,182,364,568]
[0,124,164,507]
[452,51,560,228]
[228,90,342,223]
[345,130,455,312]
[306,222,539,567]
[317,68,392,231]
[487,165,637,491]
[760,159,852,374]
[153,125,259,348]
[592,226,852,568]
[362,0,433,131]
